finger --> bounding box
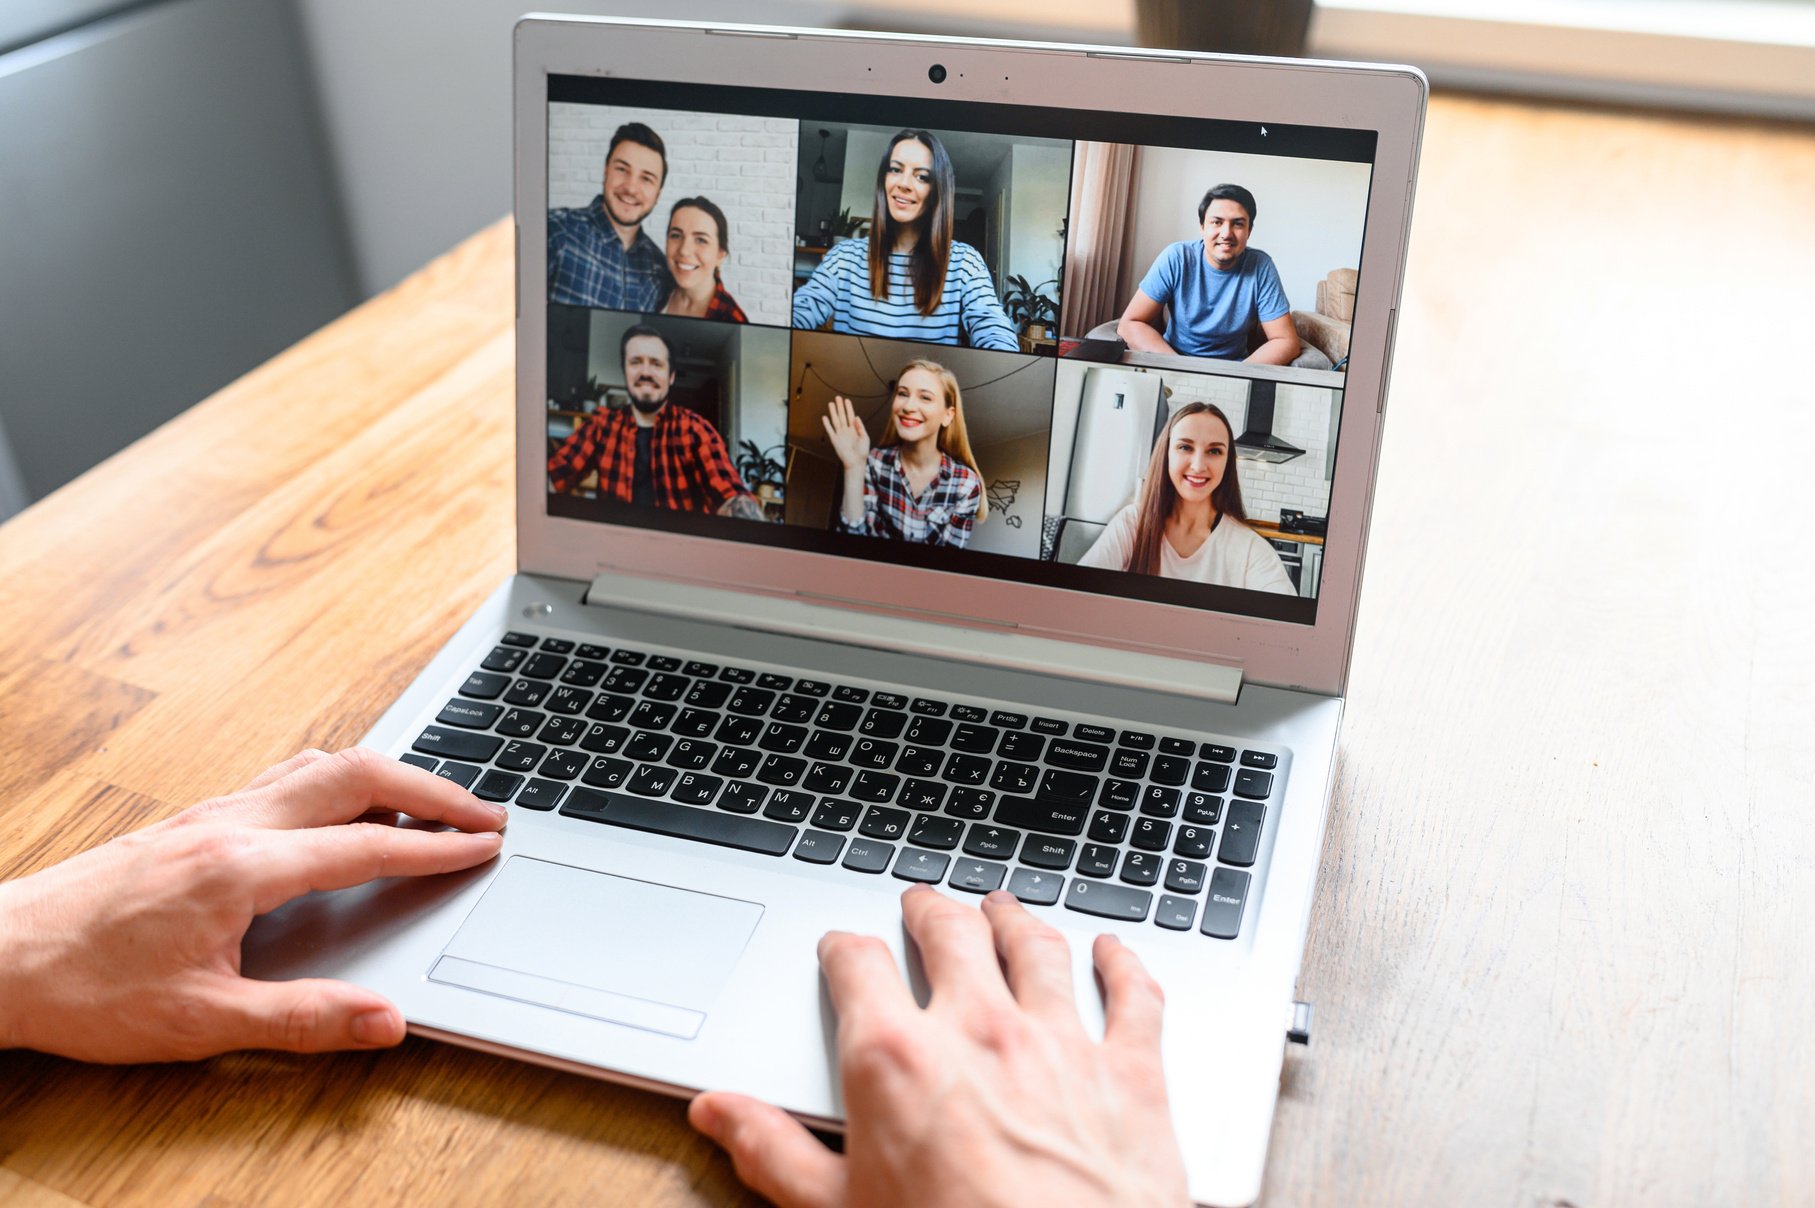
[1094,934,1165,1052]
[241,748,333,792]
[900,886,1015,1011]
[255,747,507,834]
[689,1092,845,1208]
[817,929,916,1026]
[250,823,503,914]
[982,890,1081,1026]
[211,975,407,1054]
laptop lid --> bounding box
[511,16,1425,698]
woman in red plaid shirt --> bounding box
[822,359,988,548]
[658,197,748,324]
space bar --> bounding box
[560,789,797,856]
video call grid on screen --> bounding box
[542,74,1377,627]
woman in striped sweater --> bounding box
[792,129,1018,351]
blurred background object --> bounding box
[3,0,1810,521]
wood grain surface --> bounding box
[2,93,1812,1206]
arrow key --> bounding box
[891,846,951,884]
[962,822,1021,859]
[1006,866,1064,906]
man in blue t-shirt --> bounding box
[1117,183,1302,364]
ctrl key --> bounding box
[1201,868,1251,939]
[1064,879,1151,922]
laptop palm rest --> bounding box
[428,856,763,1041]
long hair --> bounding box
[1125,402,1246,576]
[868,130,956,317]
[876,358,989,521]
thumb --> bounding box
[689,1091,845,1208]
[216,976,407,1054]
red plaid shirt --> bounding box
[704,278,748,324]
[547,403,750,512]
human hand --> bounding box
[0,747,504,1062]
[821,395,872,470]
[689,886,1191,1208]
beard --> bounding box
[629,389,667,414]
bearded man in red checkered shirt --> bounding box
[547,324,764,520]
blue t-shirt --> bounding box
[1136,241,1290,360]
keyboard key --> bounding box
[561,788,797,857]
[1044,740,1108,772]
[538,749,586,781]
[480,646,525,673]
[609,649,646,666]
[793,830,844,864]
[1020,835,1075,870]
[989,710,1027,729]
[859,806,911,841]
[1076,844,1118,878]
[851,739,898,769]
[811,799,860,832]
[842,838,895,874]
[898,779,947,812]
[581,756,631,790]
[1159,737,1195,756]
[763,790,813,823]
[560,660,606,688]
[497,708,544,739]
[859,709,907,739]
[804,730,852,761]
[949,859,1007,894]
[1035,768,1097,803]
[521,652,567,680]
[623,731,673,763]
[962,823,1020,859]
[850,770,900,803]
[832,684,868,704]
[1234,769,1274,800]
[989,762,1038,795]
[413,726,503,763]
[1201,868,1250,939]
[1173,825,1214,859]
[997,731,1045,761]
[1120,852,1160,886]
[995,797,1088,837]
[501,631,538,647]
[1241,750,1278,769]
[814,701,863,731]
[539,638,575,654]
[434,761,481,789]
[711,748,760,780]
[892,847,950,884]
[671,708,719,739]
[715,716,761,747]
[581,723,628,755]
[1192,762,1232,793]
[906,814,963,850]
[516,778,565,810]
[1165,859,1207,894]
[1139,786,1180,818]
[1065,879,1151,922]
[1087,811,1129,844]
[544,686,592,716]
[399,753,438,771]
[628,701,677,731]
[1099,779,1139,810]
[772,694,817,724]
[1031,717,1068,736]
[803,763,851,794]
[1155,895,1197,931]
[757,672,794,692]
[682,660,719,678]
[1200,742,1236,763]
[871,692,908,710]
[950,704,988,723]
[438,699,503,730]
[503,680,549,708]
[1219,800,1265,866]
[1150,755,1190,786]
[718,666,756,684]
[951,724,998,754]
[686,680,733,709]
[1108,749,1150,779]
[625,765,677,797]
[719,783,768,814]
[666,739,718,771]
[474,770,525,802]
[672,773,723,806]
[644,673,690,702]
[904,716,952,746]
[1131,818,1171,851]
[1006,867,1064,906]
[794,679,830,697]
[756,754,807,788]
[895,746,943,778]
[587,693,634,723]
[1076,724,1117,744]
[578,644,611,661]
[459,671,510,700]
[910,697,948,716]
[728,688,776,717]
[601,666,648,694]
[943,752,991,786]
[945,787,995,819]
[497,741,545,772]
[1182,793,1223,824]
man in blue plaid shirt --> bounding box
[547,121,673,311]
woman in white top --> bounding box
[1078,401,1295,594]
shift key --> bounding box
[412,725,504,764]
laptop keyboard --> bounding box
[401,631,1280,940]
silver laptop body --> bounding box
[245,18,1425,1206]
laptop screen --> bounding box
[542,75,1375,627]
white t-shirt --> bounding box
[1077,505,1297,595]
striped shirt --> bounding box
[547,198,670,311]
[792,239,1018,351]
[837,447,981,548]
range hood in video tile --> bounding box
[1234,382,1304,464]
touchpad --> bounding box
[428,856,762,1040]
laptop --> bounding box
[244,16,1424,1206]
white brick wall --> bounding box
[1158,374,1337,524]
[548,103,797,327]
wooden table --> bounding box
[2,93,1811,1206]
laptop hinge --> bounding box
[584,573,1243,705]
